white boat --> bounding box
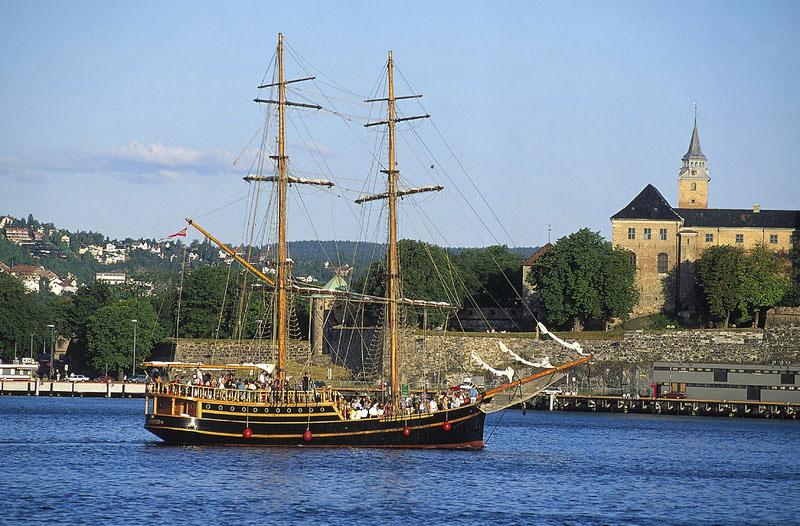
[0,358,39,381]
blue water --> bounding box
[0,397,797,525]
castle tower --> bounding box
[677,117,710,209]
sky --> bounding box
[1,1,798,250]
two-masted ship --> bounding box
[143,34,589,448]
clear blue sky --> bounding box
[1,1,798,248]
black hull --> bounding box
[144,398,486,449]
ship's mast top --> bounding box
[360,52,437,410]
[248,34,326,382]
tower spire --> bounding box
[682,116,706,162]
[677,105,710,209]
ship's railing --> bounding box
[147,382,338,405]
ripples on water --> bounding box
[0,397,797,525]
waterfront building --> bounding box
[653,361,800,403]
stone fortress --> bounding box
[610,119,799,315]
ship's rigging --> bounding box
[174,32,589,397]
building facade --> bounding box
[653,361,800,403]
[612,120,799,315]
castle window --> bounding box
[660,228,667,240]
[736,234,744,244]
[630,253,637,267]
[628,228,635,240]
[690,182,697,191]
[657,253,668,274]
[643,228,651,240]
[706,233,714,243]
[690,199,696,205]
[770,234,778,244]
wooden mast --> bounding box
[386,51,400,409]
[248,34,322,381]
[361,53,435,410]
[275,33,288,380]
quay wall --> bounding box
[0,380,145,398]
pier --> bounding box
[531,394,799,419]
[0,380,145,398]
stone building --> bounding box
[611,119,799,315]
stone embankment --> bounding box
[175,339,312,364]
[172,307,800,390]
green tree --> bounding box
[358,239,459,328]
[453,245,524,307]
[527,228,638,330]
[740,244,790,326]
[603,246,640,324]
[696,245,745,328]
[65,281,113,340]
[178,265,238,338]
[0,273,43,362]
[85,298,164,376]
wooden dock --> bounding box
[0,380,145,398]
[530,394,799,419]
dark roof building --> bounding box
[611,184,682,222]
[611,118,798,316]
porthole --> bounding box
[309,407,314,413]
[320,407,325,412]
[298,408,303,413]
[252,407,258,413]
[286,408,292,413]
[241,407,247,412]
[217,405,223,410]
[275,408,281,413]
[204,404,211,410]
[229,406,235,412]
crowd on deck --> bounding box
[154,368,481,419]
[156,369,313,392]
[344,386,480,420]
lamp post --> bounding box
[46,324,55,378]
[131,319,138,377]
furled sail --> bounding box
[498,341,552,368]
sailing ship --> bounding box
[143,34,589,448]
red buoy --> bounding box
[303,430,312,442]
[242,428,252,438]
[403,426,411,436]
[442,421,451,431]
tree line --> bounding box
[2,227,796,375]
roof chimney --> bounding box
[753,204,760,213]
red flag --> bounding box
[160,227,188,241]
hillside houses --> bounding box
[5,227,33,245]
[0,264,78,295]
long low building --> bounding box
[653,361,800,403]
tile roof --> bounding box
[611,184,682,221]
[521,243,551,266]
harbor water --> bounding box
[1,397,797,525]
